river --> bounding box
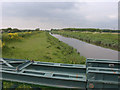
[51,34,119,60]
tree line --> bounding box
[51,28,120,33]
[1,28,41,33]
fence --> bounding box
[0,58,120,89]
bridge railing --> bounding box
[86,58,120,89]
[0,58,120,89]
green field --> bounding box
[2,31,85,89]
[51,30,119,51]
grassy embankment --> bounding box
[51,30,119,51]
[2,31,85,89]
[2,31,85,63]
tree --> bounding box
[12,28,19,32]
[35,28,40,31]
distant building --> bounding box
[0,30,3,33]
[8,30,11,33]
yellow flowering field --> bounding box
[0,40,5,48]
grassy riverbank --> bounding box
[2,31,85,64]
[2,31,85,89]
[51,30,119,51]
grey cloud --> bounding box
[2,2,75,17]
[2,2,118,29]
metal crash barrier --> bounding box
[0,58,120,89]
[86,58,120,89]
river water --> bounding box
[51,34,119,60]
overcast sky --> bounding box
[2,1,118,30]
